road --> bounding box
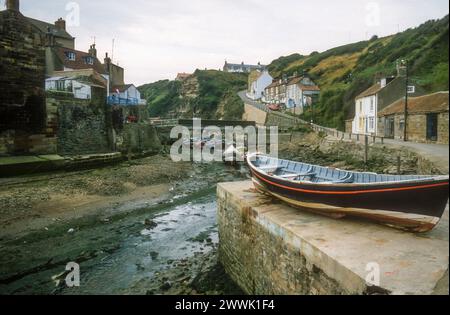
[382,138,449,173]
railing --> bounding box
[107,96,140,106]
[310,123,385,144]
[149,119,179,127]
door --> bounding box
[385,116,395,138]
[426,113,438,141]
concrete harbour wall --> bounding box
[217,181,449,295]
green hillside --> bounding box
[268,15,449,129]
[138,70,247,119]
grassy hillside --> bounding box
[138,80,182,117]
[268,15,449,129]
[139,15,448,127]
[138,70,247,120]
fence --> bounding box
[310,123,385,145]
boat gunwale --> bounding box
[247,153,449,188]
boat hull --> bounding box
[250,168,449,232]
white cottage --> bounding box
[352,78,395,135]
[110,84,146,105]
[285,76,320,115]
[45,75,105,99]
[247,70,273,100]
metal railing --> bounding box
[310,123,385,144]
[107,96,140,106]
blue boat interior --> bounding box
[252,155,434,184]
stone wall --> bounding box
[0,9,49,155]
[217,184,349,295]
[437,112,449,144]
[51,93,110,155]
[243,103,267,126]
[115,123,162,154]
[378,112,449,144]
[243,102,300,129]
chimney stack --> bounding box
[6,0,20,11]
[55,18,66,31]
[89,44,97,58]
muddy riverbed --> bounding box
[0,156,247,295]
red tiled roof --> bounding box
[54,47,106,74]
[299,84,320,92]
[378,92,449,116]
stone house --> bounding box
[377,91,449,144]
[351,76,424,136]
[223,61,266,73]
[27,16,75,49]
[247,70,273,101]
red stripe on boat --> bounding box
[252,171,449,195]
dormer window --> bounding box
[84,56,94,65]
[65,51,76,61]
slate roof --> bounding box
[355,83,384,99]
[26,16,74,40]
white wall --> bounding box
[116,85,141,100]
[45,78,92,100]
[352,94,378,135]
[248,71,273,100]
[72,81,92,99]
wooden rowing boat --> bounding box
[246,153,449,232]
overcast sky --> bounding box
[6,0,449,85]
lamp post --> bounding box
[402,59,409,142]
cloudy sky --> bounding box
[6,0,449,85]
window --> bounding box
[56,80,65,91]
[369,117,375,130]
[370,98,374,112]
[84,57,94,65]
[65,51,76,61]
[359,101,362,112]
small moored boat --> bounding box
[247,153,449,232]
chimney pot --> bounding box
[6,0,20,11]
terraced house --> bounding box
[223,61,266,73]
[351,75,423,136]
[264,75,320,114]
